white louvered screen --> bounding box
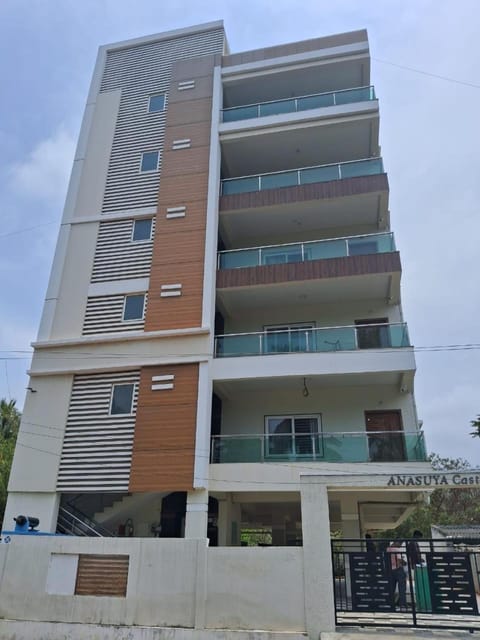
[57,371,140,491]
[82,293,147,335]
[100,28,224,213]
[91,218,155,282]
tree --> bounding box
[0,399,21,529]
[379,454,480,540]
[470,415,480,438]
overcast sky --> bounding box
[0,0,479,463]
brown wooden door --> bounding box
[365,411,405,462]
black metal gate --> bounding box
[332,538,480,631]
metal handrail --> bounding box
[221,156,382,184]
[215,321,406,340]
[58,506,114,537]
[211,430,421,439]
[218,232,391,256]
[222,85,376,116]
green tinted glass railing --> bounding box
[221,157,384,196]
[211,431,426,463]
[221,85,376,122]
[218,233,395,270]
[215,323,409,358]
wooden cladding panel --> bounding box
[168,74,214,104]
[158,173,209,205]
[75,555,129,597]
[160,146,210,179]
[220,174,389,213]
[129,364,199,492]
[217,252,401,289]
[146,56,214,333]
[167,98,214,126]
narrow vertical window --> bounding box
[148,94,166,112]
[123,294,145,322]
[132,219,153,242]
[110,384,135,415]
[140,151,159,172]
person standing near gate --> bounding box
[387,540,407,609]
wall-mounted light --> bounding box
[26,387,37,393]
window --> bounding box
[132,218,152,242]
[140,151,159,172]
[123,294,145,321]
[264,323,315,354]
[148,94,166,113]
[265,415,321,459]
[110,384,134,415]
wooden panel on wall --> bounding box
[220,174,389,213]
[129,364,199,492]
[145,55,215,332]
[217,252,401,289]
[75,555,129,597]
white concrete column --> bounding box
[340,495,361,539]
[300,479,336,636]
[184,489,208,538]
[3,493,60,534]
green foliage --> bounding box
[380,454,480,540]
[0,399,21,528]
[471,415,480,438]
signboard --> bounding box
[387,473,480,488]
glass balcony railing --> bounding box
[215,323,410,358]
[218,232,395,270]
[221,157,384,196]
[222,85,376,123]
[211,431,427,463]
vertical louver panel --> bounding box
[82,293,147,335]
[100,28,224,213]
[57,371,140,491]
[91,218,155,282]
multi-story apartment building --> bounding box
[0,21,432,639]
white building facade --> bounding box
[1,22,431,638]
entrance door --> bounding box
[365,411,405,462]
[355,318,390,349]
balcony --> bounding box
[222,86,376,123]
[221,157,383,196]
[211,430,426,464]
[215,322,409,358]
[218,232,395,270]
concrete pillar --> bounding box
[300,479,336,637]
[341,495,361,539]
[185,489,208,538]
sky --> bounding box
[0,0,479,463]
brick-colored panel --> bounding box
[160,146,210,179]
[164,122,212,150]
[130,364,199,492]
[158,173,209,206]
[168,74,215,105]
[217,252,401,289]
[75,555,129,597]
[167,98,213,126]
[220,174,389,213]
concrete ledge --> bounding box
[321,631,476,640]
[0,620,307,640]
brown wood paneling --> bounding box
[164,122,212,150]
[160,146,210,179]
[158,172,209,205]
[129,364,199,492]
[75,555,129,597]
[167,98,213,126]
[146,55,214,332]
[217,252,401,289]
[222,30,367,67]
[220,174,389,213]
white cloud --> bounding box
[9,125,76,205]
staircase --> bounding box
[56,505,116,537]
